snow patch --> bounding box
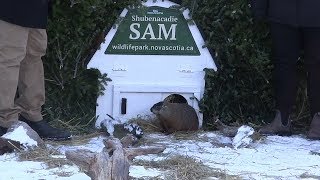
[232,125,254,149]
[2,132,320,179]
[55,136,105,154]
[133,132,320,179]
[100,118,116,136]
[129,165,164,179]
[0,153,89,180]
[2,126,37,147]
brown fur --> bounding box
[156,102,199,134]
[163,94,188,104]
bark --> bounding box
[66,135,165,180]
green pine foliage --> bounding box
[44,0,139,131]
[44,0,309,131]
[183,0,309,128]
[183,0,273,126]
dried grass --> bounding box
[18,146,72,169]
[134,155,241,180]
[48,132,103,146]
[49,116,97,135]
[128,115,163,133]
[300,173,320,179]
[51,170,74,177]
[172,130,202,140]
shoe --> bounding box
[0,126,7,136]
[19,116,71,141]
[307,112,320,140]
[259,110,292,136]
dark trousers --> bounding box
[270,23,320,119]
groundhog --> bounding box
[151,101,199,134]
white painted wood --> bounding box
[87,0,217,128]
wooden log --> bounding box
[120,134,138,148]
[66,135,165,180]
[105,138,129,180]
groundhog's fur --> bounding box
[163,94,188,104]
[150,101,163,114]
[151,101,199,134]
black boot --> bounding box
[0,126,7,136]
[259,110,292,136]
[307,112,320,140]
[19,116,71,141]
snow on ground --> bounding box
[1,130,320,180]
[133,132,320,179]
[2,125,38,147]
[0,153,88,180]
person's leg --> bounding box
[15,28,71,140]
[303,27,320,139]
[259,23,301,135]
[303,28,320,116]
[0,20,29,129]
[271,23,301,124]
[15,28,46,122]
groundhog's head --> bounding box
[150,101,163,114]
